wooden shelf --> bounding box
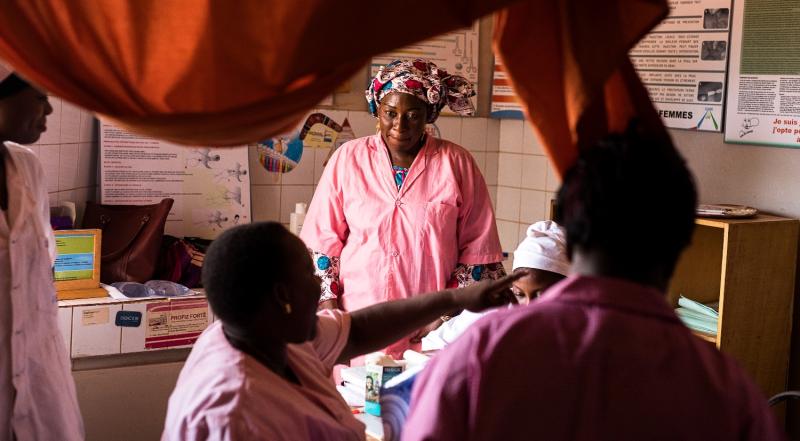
[692,331,717,344]
[668,214,799,400]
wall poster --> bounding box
[631,0,732,131]
[724,0,800,147]
[99,121,251,239]
[490,57,525,119]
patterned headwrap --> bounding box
[366,59,475,123]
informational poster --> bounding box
[371,22,480,115]
[631,1,732,131]
[100,122,251,239]
[724,1,800,147]
[490,58,525,119]
[145,298,209,350]
[53,233,96,281]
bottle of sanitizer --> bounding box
[289,202,307,236]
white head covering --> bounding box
[512,220,570,276]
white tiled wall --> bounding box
[33,97,98,224]
[494,119,561,255]
[249,111,501,226]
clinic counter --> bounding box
[57,293,212,365]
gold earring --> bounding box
[283,303,292,315]
[375,121,381,134]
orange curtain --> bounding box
[0,0,668,174]
[494,0,668,176]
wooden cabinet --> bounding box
[668,214,799,398]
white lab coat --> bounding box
[421,309,496,351]
[0,142,83,441]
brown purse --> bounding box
[82,198,174,283]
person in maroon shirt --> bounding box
[404,125,786,441]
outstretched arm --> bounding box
[337,273,522,363]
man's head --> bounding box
[0,67,53,144]
[511,220,569,304]
[555,125,697,289]
[203,222,322,345]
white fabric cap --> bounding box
[512,220,570,275]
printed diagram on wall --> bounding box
[254,112,356,175]
[100,122,251,239]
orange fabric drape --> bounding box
[0,0,668,174]
[494,0,668,175]
[0,0,515,145]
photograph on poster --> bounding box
[703,8,730,30]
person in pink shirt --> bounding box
[162,222,520,441]
[0,67,84,441]
[404,126,787,440]
[300,59,503,357]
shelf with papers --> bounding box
[667,214,798,401]
[691,330,716,344]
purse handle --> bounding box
[99,213,151,260]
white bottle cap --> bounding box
[295,202,307,214]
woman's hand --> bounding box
[454,272,524,312]
[408,318,445,344]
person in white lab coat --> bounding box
[422,220,570,350]
[0,66,84,440]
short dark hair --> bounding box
[203,222,294,326]
[555,125,697,273]
[0,74,32,100]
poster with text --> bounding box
[145,298,210,350]
[490,57,525,119]
[370,22,479,115]
[631,0,732,131]
[724,0,800,147]
[100,121,251,239]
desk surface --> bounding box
[354,413,383,441]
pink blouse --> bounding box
[301,135,502,353]
[162,310,365,441]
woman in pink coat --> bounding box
[300,59,504,356]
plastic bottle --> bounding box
[289,202,307,235]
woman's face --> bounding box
[378,92,428,155]
[267,234,323,344]
[511,268,565,305]
[0,86,52,144]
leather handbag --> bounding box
[82,198,174,283]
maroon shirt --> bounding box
[405,276,785,441]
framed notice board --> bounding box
[54,229,106,299]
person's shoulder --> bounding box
[4,141,40,165]
[337,135,375,155]
[326,135,375,167]
[178,323,248,393]
[432,137,471,158]
[4,141,44,179]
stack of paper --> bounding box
[339,366,366,407]
[675,295,718,335]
